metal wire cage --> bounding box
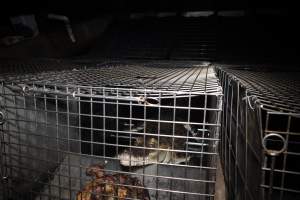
[0,61,222,200]
[216,65,300,200]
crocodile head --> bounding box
[118,121,190,166]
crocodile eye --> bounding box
[148,138,157,148]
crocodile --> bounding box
[118,120,194,166]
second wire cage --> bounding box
[0,60,222,200]
[216,65,300,200]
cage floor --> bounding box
[33,154,120,200]
[33,154,213,200]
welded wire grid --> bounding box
[0,61,222,200]
[1,61,220,97]
[215,65,300,200]
[0,59,89,75]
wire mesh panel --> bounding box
[0,59,88,75]
[0,61,222,200]
[216,65,300,200]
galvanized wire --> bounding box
[216,64,300,200]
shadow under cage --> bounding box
[0,61,222,200]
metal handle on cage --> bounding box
[262,133,287,156]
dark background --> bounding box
[0,0,299,65]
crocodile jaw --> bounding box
[118,149,190,166]
[118,151,166,166]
